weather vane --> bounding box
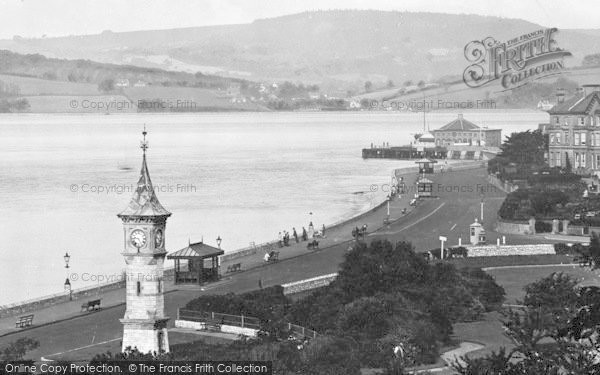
[140,124,149,153]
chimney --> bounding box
[556,88,565,103]
[458,113,463,120]
[576,87,585,97]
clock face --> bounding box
[155,229,164,248]
[130,229,147,248]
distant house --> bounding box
[115,78,130,88]
[537,99,554,111]
[133,80,147,87]
[227,83,241,97]
[348,100,361,109]
[431,114,501,147]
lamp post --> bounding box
[439,236,447,260]
[64,278,72,301]
[480,194,485,222]
[216,235,222,249]
[63,252,72,300]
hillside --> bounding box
[1,10,600,93]
[0,51,268,112]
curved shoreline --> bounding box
[0,161,482,317]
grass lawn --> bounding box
[486,264,600,304]
[451,312,515,360]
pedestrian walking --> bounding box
[322,224,326,236]
[278,231,283,247]
[258,279,263,289]
[302,227,308,241]
[293,228,299,243]
[308,221,314,239]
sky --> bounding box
[1,0,599,39]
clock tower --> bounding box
[117,128,171,354]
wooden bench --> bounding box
[205,322,221,332]
[307,240,319,250]
[15,314,34,328]
[226,263,242,273]
[268,251,280,262]
[81,299,102,312]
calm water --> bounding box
[0,111,545,305]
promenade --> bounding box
[0,163,550,361]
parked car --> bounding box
[574,213,582,220]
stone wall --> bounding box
[281,273,338,295]
[175,319,206,330]
[487,174,519,193]
[221,324,258,337]
[495,220,535,235]
[466,244,555,257]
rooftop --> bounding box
[548,89,600,115]
[168,241,224,259]
[434,114,482,132]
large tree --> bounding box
[499,129,547,166]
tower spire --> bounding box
[118,125,170,218]
[141,124,148,154]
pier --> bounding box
[362,146,447,160]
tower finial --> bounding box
[140,124,148,154]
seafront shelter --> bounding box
[417,178,434,197]
[168,241,224,284]
[415,158,437,174]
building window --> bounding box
[136,281,141,296]
[555,153,561,167]
[575,133,581,146]
[582,153,587,168]
[554,117,559,125]
[579,117,585,126]
[565,132,570,145]
[556,132,561,144]
[582,134,587,146]
[596,155,600,169]
[158,279,162,293]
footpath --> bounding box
[0,161,483,338]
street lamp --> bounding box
[64,278,72,301]
[63,252,72,300]
[216,235,222,249]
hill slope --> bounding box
[1,10,599,91]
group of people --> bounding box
[278,222,326,248]
[351,224,368,239]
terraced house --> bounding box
[543,85,600,174]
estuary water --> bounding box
[0,111,545,304]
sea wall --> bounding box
[466,244,555,257]
[0,268,175,319]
